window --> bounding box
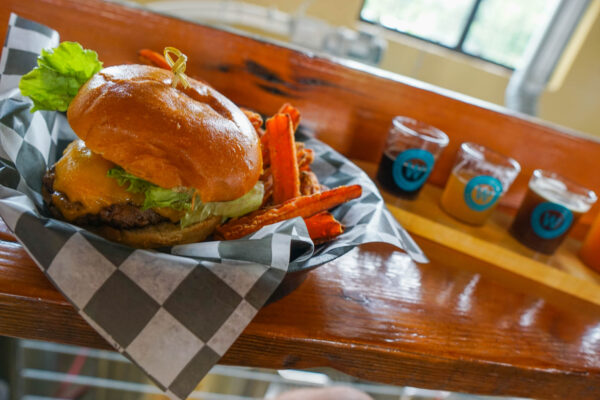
[360,0,560,69]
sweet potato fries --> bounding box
[140,50,362,244]
[267,113,301,204]
[138,49,171,70]
[218,103,361,243]
[215,185,361,241]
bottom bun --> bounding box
[90,216,221,248]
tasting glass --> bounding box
[376,116,449,200]
[510,169,597,254]
[440,142,520,226]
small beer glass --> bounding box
[440,142,520,226]
[376,116,449,200]
[510,169,597,254]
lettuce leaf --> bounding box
[107,167,264,227]
[181,182,264,228]
[106,167,153,193]
[107,167,192,211]
[19,42,103,112]
[144,187,192,211]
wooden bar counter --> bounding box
[2,1,600,399]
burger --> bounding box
[22,44,264,248]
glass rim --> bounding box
[460,142,521,173]
[391,116,449,146]
[531,169,597,204]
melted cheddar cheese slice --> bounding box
[52,140,145,220]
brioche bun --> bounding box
[91,216,221,249]
[67,64,262,202]
[42,64,263,248]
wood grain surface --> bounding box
[2,215,600,399]
[2,1,600,399]
[354,161,600,307]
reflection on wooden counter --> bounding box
[358,160,600,307]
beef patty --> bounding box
[42,168,168,229]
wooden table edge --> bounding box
[2,261,600,400]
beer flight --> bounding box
[377,116,600,269]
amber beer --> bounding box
[440,142,520,226]
[441,171,502,225]
[510,170,597,254]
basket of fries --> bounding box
[0,14,425,400]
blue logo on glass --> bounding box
[463,175,503,211]
[530,202,573,239]
[392,149,434,192]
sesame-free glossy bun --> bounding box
[91,216,221,249]
[67,64,262,202]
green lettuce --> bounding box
[107,167,264,227]
[144,187,192,211]
[19,41,103,112]
[107,167,192,211]
[180,181,264,228]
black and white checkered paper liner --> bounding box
[0,14,427,399]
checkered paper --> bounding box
[0,14,427,399]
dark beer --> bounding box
[510,172,594,254]
[377,116,448,200]
[376,151,425,200]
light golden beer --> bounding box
[440,142,520,226]
[441,171,500,226]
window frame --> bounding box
[359,0,516,70]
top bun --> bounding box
[67,64,262,202]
